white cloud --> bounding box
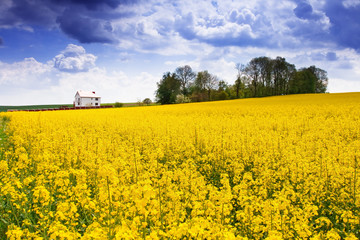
[0,57,52,86]
[2,0,360,105]
[0,44,159,105]
[342,0,360,8]
[0,64,159,105]
[49,68,158,104]
[53,44,97,72]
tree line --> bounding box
[155,56,328,104]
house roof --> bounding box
[76,90,101,98]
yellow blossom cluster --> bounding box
[1,93,360,239]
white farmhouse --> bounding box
[74,90,101,107]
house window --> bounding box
[95,103,98,106]
[95,98,98,101]
[91,98,93,100]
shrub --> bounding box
[175,94,191,103]
[143,98,152,105]
[114,102,123,108]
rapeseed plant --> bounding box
[0,93,360,239]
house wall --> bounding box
[76,97,101,107]
[74,93,101,107]
[75,95,81,106]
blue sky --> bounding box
[1,0,360,105]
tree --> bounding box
[155,72,181,104]
[272,57,295,95]
[192,71,209,101]
[213,80,230,101]
[235,63,246,98]
[245,59,261,97]
[218,80,228,92]
[193,71,220,101]
[206,74,219,100]
[143,98,152,105]
[194,70,210,92]
[192,71,219,101]
[308,66,328,93]
[256,57,273,96]
[175,65,196,96]
[289,68,317,94]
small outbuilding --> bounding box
[74,90,101,107]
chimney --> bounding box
[92,91,95,94]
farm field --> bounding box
[0,105,74,112]
[0,102,157,112]
[0,93,360,239]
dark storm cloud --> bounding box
[60,0,123,10]
[2,0,360,52]
[324,1,360,50]
[48,0,139,12]
[0,0,137,43]
[57,10,115,43]
[0,0,58,27]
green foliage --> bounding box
[214,91,229,101]
[242,57,327,97]
[155,72,181,104]
[175,94,191,104]
[142,98,152,105]
[175,65,196,96]
[155,58,328,105]
[289,69,317,94]
[114,102,124,108]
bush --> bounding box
[143,98,152,105]
[175,94,191,104]
[114,102,124,108]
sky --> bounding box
[1,0,360,105]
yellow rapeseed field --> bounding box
[1,93,360,239]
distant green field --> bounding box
[0,102,158,112]
[0,104,73,112]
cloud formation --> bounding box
[324,1,360,50]
[1,0,360,106]
[0,57,53,86]
[53,44,97,72]
[294,1,322,20]
[0,0,131,42]
[0,44,158,105]
[57,8,116,44]
[1,0,360,52]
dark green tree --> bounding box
[308,66,328,93]
[214,80,230,101]
[289,68,317,94]
[272,57,296,95]
[155,72,181,104]
[143,98,152,105]
[256,57,273,96]
[245,58,261,97]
